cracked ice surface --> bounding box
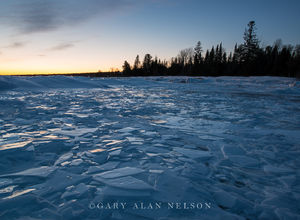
[0,76,299,220]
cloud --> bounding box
[0,0,135,34]
[6,41,26,49]
[49,43,75,51]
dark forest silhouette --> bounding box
[121,21,300,77]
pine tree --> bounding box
[194,41,202,63]
[193,41,203,74]
[143,54,152,74]
[122,60,131,75]
[209,47,215,64]
[204,50,209,64]
[133,55,141,70]
[215,43,223,64]
[232,44,238,62]
[228,52,233,63]
[241,21,260,62]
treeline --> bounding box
[122,21,300,77]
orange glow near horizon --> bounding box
[0,64,121,75]
[0,44,124,75]
[0,69,109,76]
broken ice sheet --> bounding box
[143,146,169,154]
[0,141,32,150]
[103,140,124,146]
[3,188,36,200]
[86,162,120,174]
[0,185,17,194]
[61,183,88,199]
[1,166,56,178]
[228,155,260,168]
[126,137,144,142]
[54,127,98,137]
[109,149,122,156]
[54,152,73,166]
[151,170,192,202]
[93,167,145,179]
[213,190,237,209]
[33,170,91,197]
[0,179,13,188]
[118,127,138,133]
[69,158,83,166]
[97,186,151,197]
[173,147,213,160]
[263,165,294,175]
[0,76,299,219]
[94,176,153,190]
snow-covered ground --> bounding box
[0,76,299,220]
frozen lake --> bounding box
[0,76,299,219]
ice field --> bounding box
[0,76,299,219]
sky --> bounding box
[0,0,300,75]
